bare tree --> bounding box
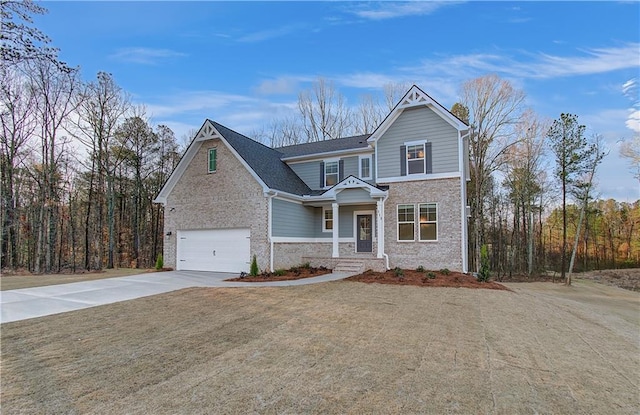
[298,78,353,142]
[383,81,412,111]
[0,66,37,268]
[460,74,526,271]
[354,93,384,135]
[26,58,80,272]
[0,0,67,69]
[619,135,640,183]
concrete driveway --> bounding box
[0,270,353,324]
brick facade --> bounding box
[163,138,270,271]
[383,178,464,271]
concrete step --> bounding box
[333,260,365,274]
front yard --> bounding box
[1,279,638,414]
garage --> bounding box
[176,228,250,273]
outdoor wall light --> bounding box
[166,231,172,236]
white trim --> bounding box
[322,206,333,233]
[405,141,427,176]
[271,237,353,243]
[459,130,469,273]
[359,155,372,180]
[324,159,340,189]
[367,85,468,146]
[207,147,217,173]
[397,203,416,242]
[332,203,339,257]
[154,120,269,204]
[353,210,375,253]
[377,172,461,184]
[418,202,438,242]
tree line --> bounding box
[1,1,638,280]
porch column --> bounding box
[332,202,339,258]
[376,198,384,258]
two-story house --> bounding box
[154,85,470,274]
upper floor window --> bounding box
[401,141,432,176]
[407,144,425,174]
[325,161,339,187]
[208,148,217,173]
[360,155,372,180]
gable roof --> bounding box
[154,120,312,204]
[277,134,371,159]
[209,121,311,195]
[368,84,468,144]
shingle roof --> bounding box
[211,121,312,196]
[277,134,371,158]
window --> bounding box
[323,207,333,232]
[407,144,425,174]
[397,204,415,241]
[360,156,372,180]
[208,148,217,173]
[419,203,437,241]
[325,161,339,187]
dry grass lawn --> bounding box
[1,280,638,414]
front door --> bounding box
[356,214,373,253]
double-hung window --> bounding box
[419,203,437,241]
[208,148,217,173]
[323,207,333,232]
[397,204,415,241]
[407,143,425,174]
[324,161,339,187]
[359,155,372,180]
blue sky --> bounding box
[35,1,639,201]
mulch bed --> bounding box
[226,266,332,282]
[346,269,510,291]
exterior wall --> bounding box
[287,152,376,190]
[273,243,332,269]
[272,198,326,238]
[377,106,460,179]
[163,138,270,271]
[383,178,463,271]
[336,203,375,238]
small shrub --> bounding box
[155,254,164,270]
[393,267,404,277]
[300,262,311,269]
[290,266,299,274]
[416,265,426,273]
[439,268,450,275]
[274,269,287,276]
[477,245,491,282]
[427,271,436,279]
[250,255,259,277]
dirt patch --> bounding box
[226,266,331,282]
[347,268,510,291]
[575,268,640,292]
[1,281,637,414]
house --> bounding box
[154,85,470,274]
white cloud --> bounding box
[350,1,458,20]
[622,77,640,133]
[237,24,307,43]
[110,47,186,65]
[255,77,302,95]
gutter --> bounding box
[381,193,390,270]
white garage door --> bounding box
[177,228,250,273]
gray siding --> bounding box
[272,198,327,238]
[377,106,459,179]
[336,188,373,204]
[287,153,376,191]
[338,204,375,238]
[289,162,321,190]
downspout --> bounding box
[266,190,278,272]
[459,130,471,273]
